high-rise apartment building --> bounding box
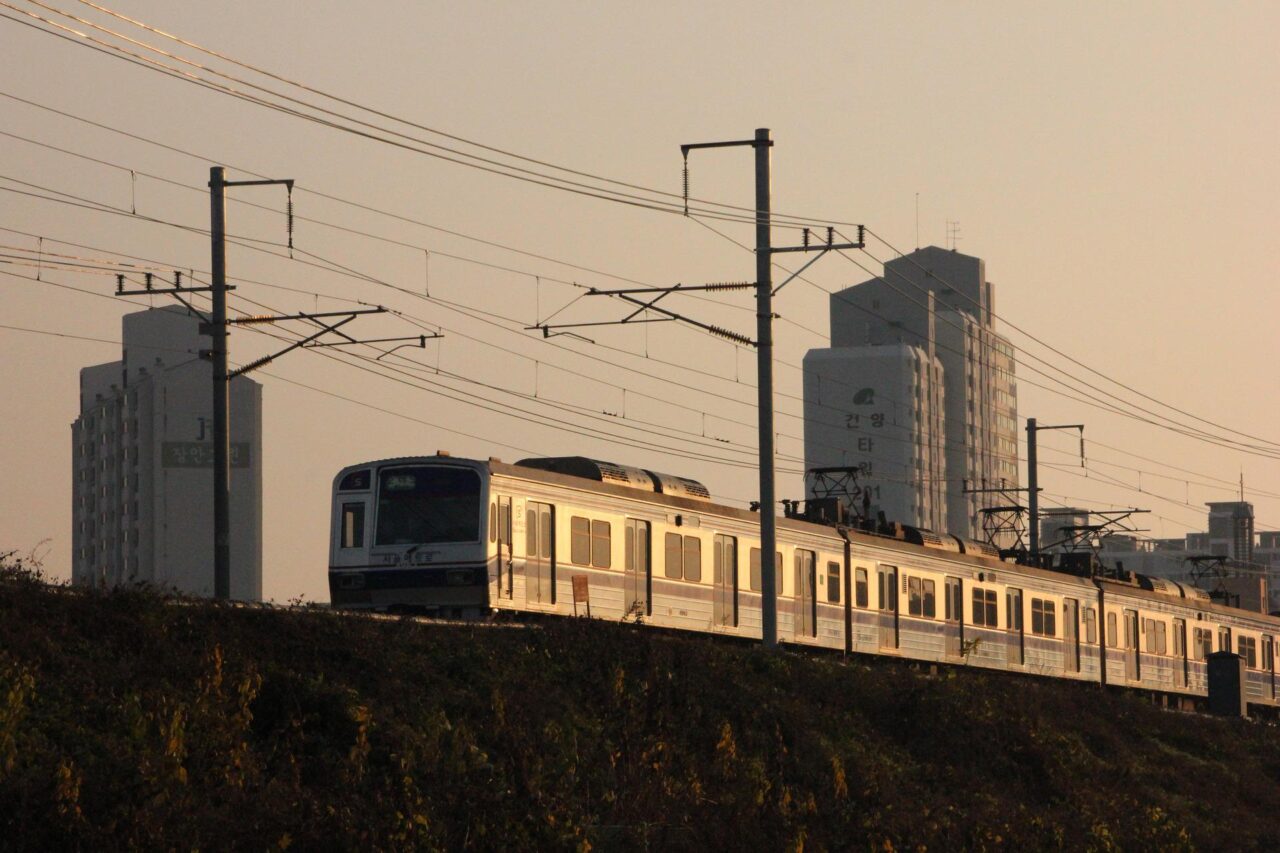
[802,246,1019,540]
[71,307,262,599]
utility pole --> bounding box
[209,166,232,600]
[1026,418,1085,562]
[537,130,863,648]
[752,128,778,649]
[681,130,863,649]
[118,167,429,600]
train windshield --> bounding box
[374,465,482,546]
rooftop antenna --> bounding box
[946,219,962,251]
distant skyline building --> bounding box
[803,246,1019,541]
[71,307,262,599]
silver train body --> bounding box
[329,453,1280,710]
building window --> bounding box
[1219,626,1232,653]
[971,588,997,627]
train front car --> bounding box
[329,455,492,615]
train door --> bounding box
[793,550,816,639]
[1006,588,1024,665]
[1172,618,1187,688]
[493,495,514,600]
[877,565,898,649]
[1124,609,1140,680]
[944,576,963,657]
[624,519,651,617]
[1264,634,1276,701]
[1064,599,1080,673]
[713,534,738,627]
[525,501,555,606]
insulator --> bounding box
[709,325,752,346]
[703,281,753,291]
[826,226,834,246]
[286,186,295,257]
[144,272,153,290]
[116,273,124,293]
[682,153,689,217]
[173,271,183,289]
[803,228,810,248]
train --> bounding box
[328,452,1280,711]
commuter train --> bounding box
[328,452,1280,711]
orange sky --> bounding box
[2,1,1277,601]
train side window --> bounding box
[1239,636,1258,669]
[971,588,997,627]
[572,518,612,568]
[945,577,961,623]
[1155,621,1167,655]
[747,548,782,593]
[592,521,612,568]
[1083,607,1097,644]
[1264,636,1275,671]
[1193,627,1211,660]
[1106,612,1118,648]
[489,502,497,543]
[571,516,592,565]
[827,561,841,603]
[1030,598,1055,637]
[683,536,702,582]
[341,503,365,549]
[907,576,922,616]
[855,568,868,608]
[665,533,683,579]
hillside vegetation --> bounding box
[2,555,1279,851]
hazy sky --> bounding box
[3,1,1277,602]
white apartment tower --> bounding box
[71,307,262,599]
[803,246,1019,541]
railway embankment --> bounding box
[2,555,1278,850]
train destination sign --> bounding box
[161,442,251,468]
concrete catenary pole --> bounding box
[209,166,232,600]
[1026,416,1038,561]
[754,128,777,648]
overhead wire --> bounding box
[0,1,825,231]
[864,226,1280,450]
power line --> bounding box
[71,0,865,232]
[0,2,824,231]
[862,229,1280,451]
